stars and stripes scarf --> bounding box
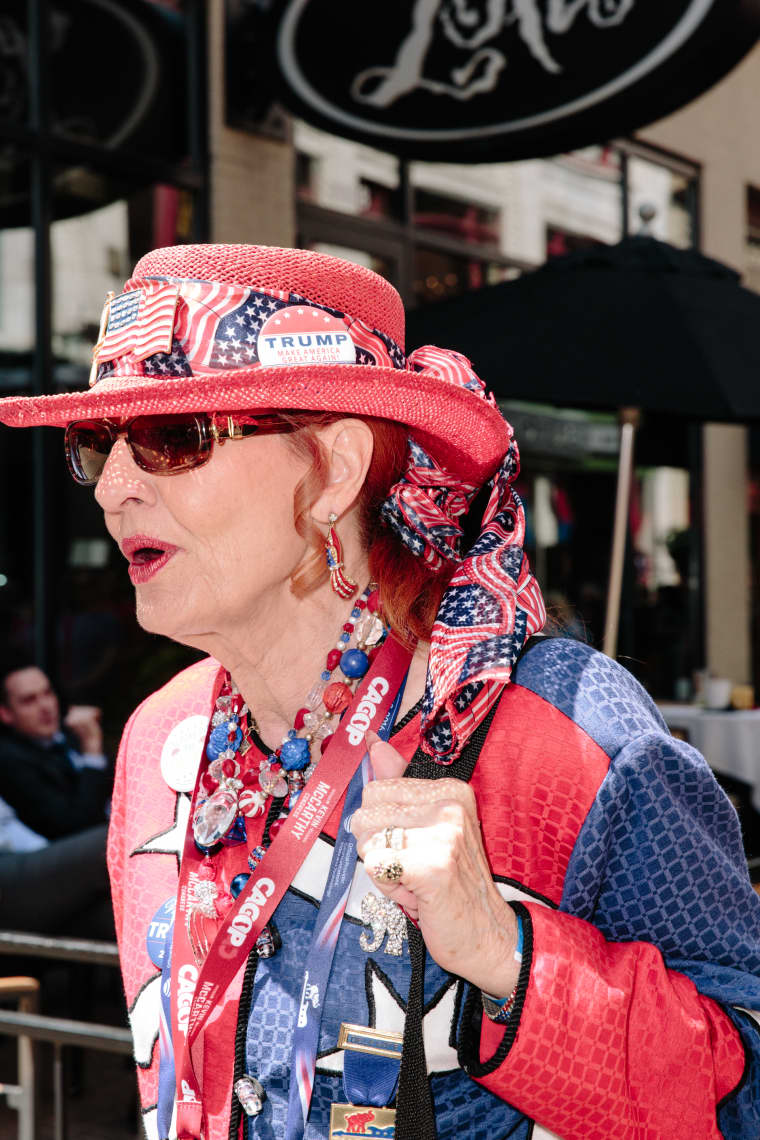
[381,346,546,762]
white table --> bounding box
[658,703,760,811]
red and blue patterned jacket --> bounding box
[108,638,760,1139]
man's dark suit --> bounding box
[0,729,110,840]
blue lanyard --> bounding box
[153,909,177,1140]
[284,678,407,1140]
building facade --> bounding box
[1,0,757,743]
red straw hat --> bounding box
[0,243,510,482]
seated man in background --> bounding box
[0,660,111,840]
[0,661,114,937]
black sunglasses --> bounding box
[65,412,294,486]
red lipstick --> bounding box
[121,534,179,584]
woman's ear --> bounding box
[311,419,374,523]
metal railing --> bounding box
[0,931,133,1140]
[0,977,38,1140]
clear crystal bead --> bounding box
[314,721,333,741]
[193,788,239,847]
[259,767,288,798]
[361,616,385,646]
[354,613,374,641]
[305,679,327,710]
[303,711,320,731]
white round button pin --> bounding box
[159,715,208,792]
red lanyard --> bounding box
[171,634,414,1139]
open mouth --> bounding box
[131,546,168,565]
[121,535,179,583]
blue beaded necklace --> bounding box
[192,583,386,850]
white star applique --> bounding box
[131,793,191,868]
[128,972,162,1068]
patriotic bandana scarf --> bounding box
[382,347,546,763]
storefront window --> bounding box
[413,247,514,306]
[505,402,699,699]
[294,121,401,219]
[533,147,625,259]
[295,126,709,305]
[413,189,500,246]
[358,179,400,222]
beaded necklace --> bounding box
[186,584,387,964]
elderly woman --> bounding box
[2,244,759,1140]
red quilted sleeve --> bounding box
[466,904,746,1140]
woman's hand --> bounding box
[351,733,521,998]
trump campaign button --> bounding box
[257,306,356,366]
[146,896,177,968]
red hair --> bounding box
[280,412,455,644]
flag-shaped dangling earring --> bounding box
[325,512,358,598]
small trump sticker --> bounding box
[257,306,356,366]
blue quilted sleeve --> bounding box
[562,730,760,1135]
[514,638,760,1134]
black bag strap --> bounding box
[395,692,505,1140]
[396,634,551,1139]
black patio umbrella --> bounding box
[406,236,760,656]
[406,236,760,421]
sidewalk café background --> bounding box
[0,0,759,751]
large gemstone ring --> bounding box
[374,859,404,884]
